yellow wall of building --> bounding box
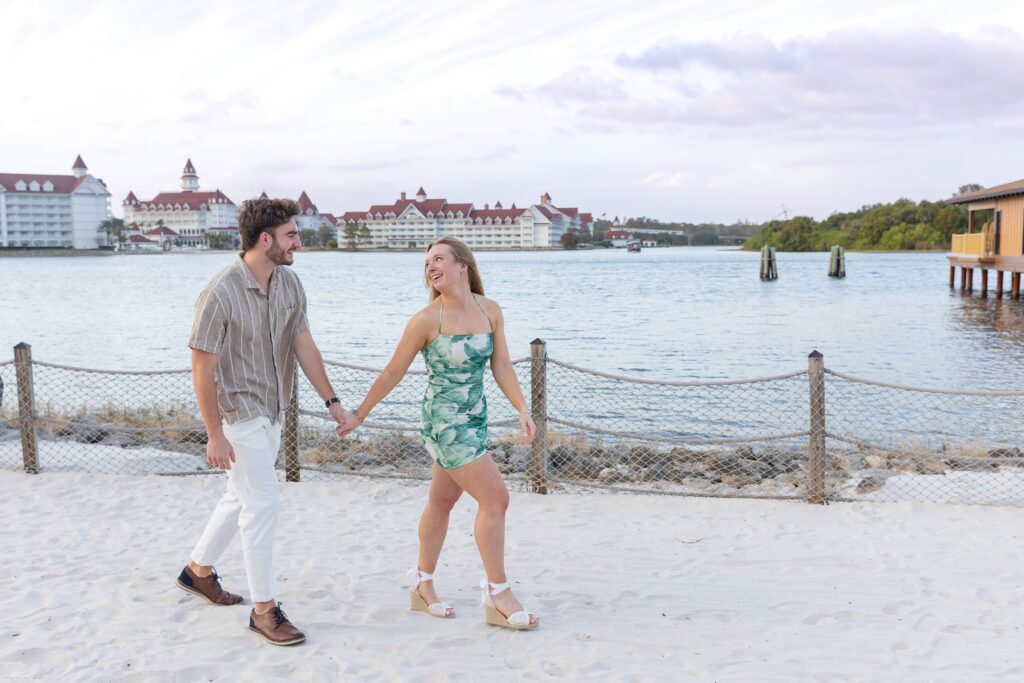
[996,196,1024,256]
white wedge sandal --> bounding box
[407,568,455,619]
[480,579,539,630]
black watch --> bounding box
[325,397,341,409]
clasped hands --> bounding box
[328,401,361,438]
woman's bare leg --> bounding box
[415,464,462,611]
[447,455,539,625]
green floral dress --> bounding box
[420,321,494,470]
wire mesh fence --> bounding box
[4,341,1024,507]
[823,369,1024,505]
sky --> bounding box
[3,0,1024,224]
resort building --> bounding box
[122,160,238,248]
[339,188,592,249]
[295,191,337,232]
[948,179,1024,298]
[0,155,112,248]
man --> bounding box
[176,197,349,646]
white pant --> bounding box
[190,416,282,602]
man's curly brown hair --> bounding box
[238,198,300,251]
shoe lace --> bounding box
[208,570,221,584]
[271,602,289,628]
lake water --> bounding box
[1,247,1022,389]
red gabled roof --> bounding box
[0,173,88,194]
[137,190,235,210]
[342,211,368,222]
[144,226,179,236]
[580,212,593,222]
[183,158,196,174]
[124,191,138,204]
[557,206,579,218]
[534,205,557,220]
[444,203,473,215]
[297,190,317,213]
[469,208,528,221]
[72,155,87,170]
[320,213,338,226]
[128,234,157,244]
[416,186,426,196]
[258,191,269,200]
[606,230,632,239]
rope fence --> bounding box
[3,340,1024,507]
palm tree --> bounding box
[97,218,126,249]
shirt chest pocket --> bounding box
[272,304,299,340]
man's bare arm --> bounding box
[293,330,345,424]
[192,348,234,469]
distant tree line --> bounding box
[745,197,969,252]
[299,225,339,249]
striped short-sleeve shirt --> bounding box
[188,254,309,424]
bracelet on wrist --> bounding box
[352,408,365,422]
[325,397,341,409]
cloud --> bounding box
[602,27,1024,131]
[523,27,1024,132]
[534,66,626,104]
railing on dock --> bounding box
[3,342,1024,508]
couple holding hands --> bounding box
[176,197,539,645]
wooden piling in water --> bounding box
[949,265,955,288]
[960,266,967,291]
[828,245,846,278]
[759,246,777,281]
[967,268,974,292]
[981,269,989,297]
[1013,273,1021,300]
[997,271,1004,297]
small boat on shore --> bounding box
[627,240,641,253]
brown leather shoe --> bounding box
[176,565,244,606]
[249,603,306,646]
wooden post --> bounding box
[1013,272,1021,300]
[528,339,548,494]
[14,343,38,475]
[997,271,1004,297]
[967,268,974,292]
[949,265,955,288]
[806,350,826,505]
[960,266,967,291]
[283,369,300,482]
[981,269,989,297]
[760,246,777,281]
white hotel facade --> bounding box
[341,188,592,249]
[122,160,238,248]
[0,156,111,248]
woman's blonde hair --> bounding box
[424,236,485,300]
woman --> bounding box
[338,236,539,630]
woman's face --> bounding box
[425,244,464,293]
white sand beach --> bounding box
[3,468,1024,682]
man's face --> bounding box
[264,219,301,266]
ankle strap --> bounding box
[407,567,434,586]
[480,578,510,595]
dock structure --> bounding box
[947,179,1024,299]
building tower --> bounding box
[181,158,199,192]
[72,154,88,178]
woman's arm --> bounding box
[488,300,536,443]
[338,311,431,435]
